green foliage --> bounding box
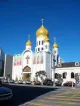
[56,73,63,83]
[35,70,46,77]
[75,73,79,81]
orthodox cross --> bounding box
[41,17,44,25]
[28,34,30,39]
[54,37,56,43]
[26,56,30,64]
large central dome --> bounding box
[36,25,49,37]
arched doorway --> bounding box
[22,66,31,81]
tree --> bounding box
[56,73,63,83]
[35,70,47,82]
[75,73,79,83]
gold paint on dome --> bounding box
[53,43,58,48]
[52,37,59,48]
[26,40,32,46]
[44,36,50,43]
[36,25,49,37]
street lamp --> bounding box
[52,55,56,87]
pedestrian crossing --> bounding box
[27,88,80,106]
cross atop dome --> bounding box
[54,37,56,43]
[28,34,30,39]
[41,17,44,25]
[53,37,59,48]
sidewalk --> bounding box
[24,87,80,106]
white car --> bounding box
[26,80,32,84]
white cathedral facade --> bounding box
[12,19,64,82]
[12,19,80,84]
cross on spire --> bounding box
[54,37,56,43]
[28,34,30,40]
[41,17,44,25]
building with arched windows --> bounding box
[55,62,80,84]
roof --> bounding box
[56,62,80,68]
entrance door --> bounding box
[23,73,31,81]
[22,66,31,81]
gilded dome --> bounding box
[26,40,32,46]
[36,25,49,37]
[53,43,58,48]
[43,36,50,43]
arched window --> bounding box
[38,48,40,52]
[55,73,58,79]
[42,47,43,50]
[39,41,40,45]
[71,72,74,78]
[42,41,43,45]
[63,72,67,78]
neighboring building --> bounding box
[56,62,80,83]
[0,48,4,77]
[12,19,63,81]
[4,54,13,80]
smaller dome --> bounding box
[26,40,32,46]
[43,36,50,43]
[53,43,58,48]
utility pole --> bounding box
[52,55,56,87]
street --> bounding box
[0,84,55,106]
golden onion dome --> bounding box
[36,25,49,37]
[53,43,58,48]
[43,36,50,43]
[26,40,32,46]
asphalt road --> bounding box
[0,84,57,106]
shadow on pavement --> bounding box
[0,84,58,106]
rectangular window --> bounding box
[42,41,43,45]
[39,41,40,45]
[38,48,40,51]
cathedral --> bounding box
[12,19,64,82]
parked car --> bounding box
[0,86,13,101]
[43,79,53,86]
[0,79,2,84]
[63,81,75,87]
[55,81,62,86]
[10,80,15,83]
[3,79,8,83]
[32,81,41,85]
[26,80,32,84]
[18,80,23,84]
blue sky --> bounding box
[0,0,80,62]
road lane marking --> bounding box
[28,102,52,106]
